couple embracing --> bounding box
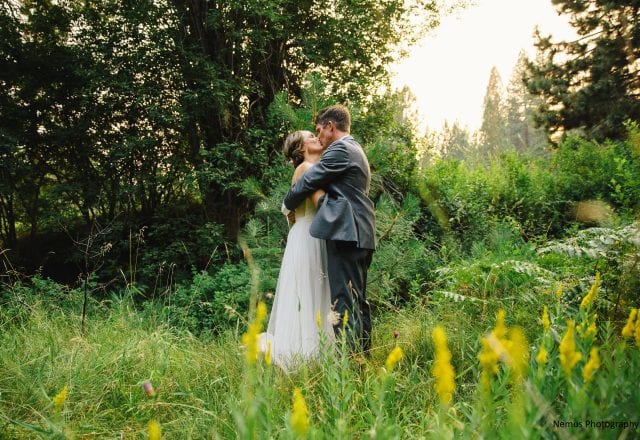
[260,105,376,370]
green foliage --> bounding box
[538,221,640,308]
[418,128,640,256]
[486,151,561,239]
[164,263,252,335]
[554,132,640,213]
[356,87,421,196]
[420,159,494,251]
[368,193,435,306]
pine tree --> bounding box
[479,66,508,155]
[526,1,640,142]
[442,120,474,161]
[505,50,547,155]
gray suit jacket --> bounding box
[283,135,376,250]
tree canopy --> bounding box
[526,0,640,142]
[0,0,448,251]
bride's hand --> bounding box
[287,211,296,226]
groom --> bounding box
[283,104,376,353]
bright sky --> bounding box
[391,0,577,132]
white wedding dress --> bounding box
[260,197,335,371]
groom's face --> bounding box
[315,121,333,150]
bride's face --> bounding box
[302,133,323,158]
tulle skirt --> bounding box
[260,215,335,371]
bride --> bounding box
[260,130,335,370]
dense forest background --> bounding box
[0,0,639,329]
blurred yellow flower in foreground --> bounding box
[621,308,637,338]
[53,385,68,409]
[505,327,529,380]
[290,387,309,436]
[493,309,507,340]
[536,345,548,365]
[583,347,600,382]
[148,419,161,440]
[385,346,404,372]
[559,320,582,375]
[265,341,272,367]
[577,317,597,339]
[256,301,267,323]
[478,310,529,386]
[241,301,268,364]
[432,326,455,405]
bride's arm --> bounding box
[311,188,325,208]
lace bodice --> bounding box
[294,197,317,220]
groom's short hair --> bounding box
[316,105,350,132]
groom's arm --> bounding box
[283,143,349,211]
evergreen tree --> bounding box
[479,66,508,154]
[442,120,473,161]
[526,0,640,142]
[422,120,475,163]
[505,50,547,155]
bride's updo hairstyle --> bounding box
[283,131,307,168]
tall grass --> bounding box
[1,274,639,439]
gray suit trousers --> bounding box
[326,240,373,353]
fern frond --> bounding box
[432,290,488,304]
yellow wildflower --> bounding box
[621,308,637,338]
[478,310,510,389]
[493,309,508,341]
[431,326,455,405]
[256,301,267,323]
[148,419,161,440]
[265,341,272,367]
[577,317,597,339]
[582,347,600,382]
[52,385,68,409]
[541,306,550,333]
[385,346,404,372]
[316,310,322,330]
[556,283,563,301]
[536,345,548,365]
[478,336,499,389]
[636,316,640,347]
[585,321,597,338]
[580,272,600,309]
[241,301,268,364]
[559,320,582,375]
[504,327,529,379]
[290,387,309,436]
[342,309,349,330]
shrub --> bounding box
[163,262,251,335]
